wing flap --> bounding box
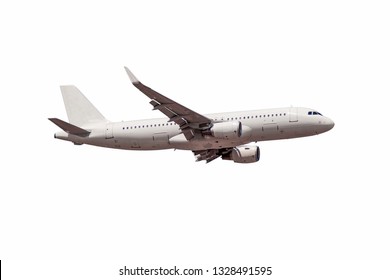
[182,128,195,140]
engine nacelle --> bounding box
[223,145,260,163]
[209,121,242,140]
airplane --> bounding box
[49,67,334,163]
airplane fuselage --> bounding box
[55,106,334,151]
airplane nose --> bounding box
[325,118,335,131]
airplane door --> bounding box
[263,123,278,132]
[105,123,114,139]
[289,107,298,122]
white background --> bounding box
[1,0,389,279]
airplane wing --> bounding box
[124,67,212,140]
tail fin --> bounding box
[60,85,107,127]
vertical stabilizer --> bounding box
[60,85,107,127]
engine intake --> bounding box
[208,121,242,140]
[223,145,260,163]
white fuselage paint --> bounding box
[55,107,334,151]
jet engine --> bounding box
[222,145,260,163]
[208,121,242,140]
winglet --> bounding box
[124,66,139,84]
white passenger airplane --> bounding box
[49,67,334,163]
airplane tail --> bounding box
[60,85,107,127]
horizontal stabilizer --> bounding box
[48,118,90,137]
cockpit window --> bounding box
[308,111,323,116]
